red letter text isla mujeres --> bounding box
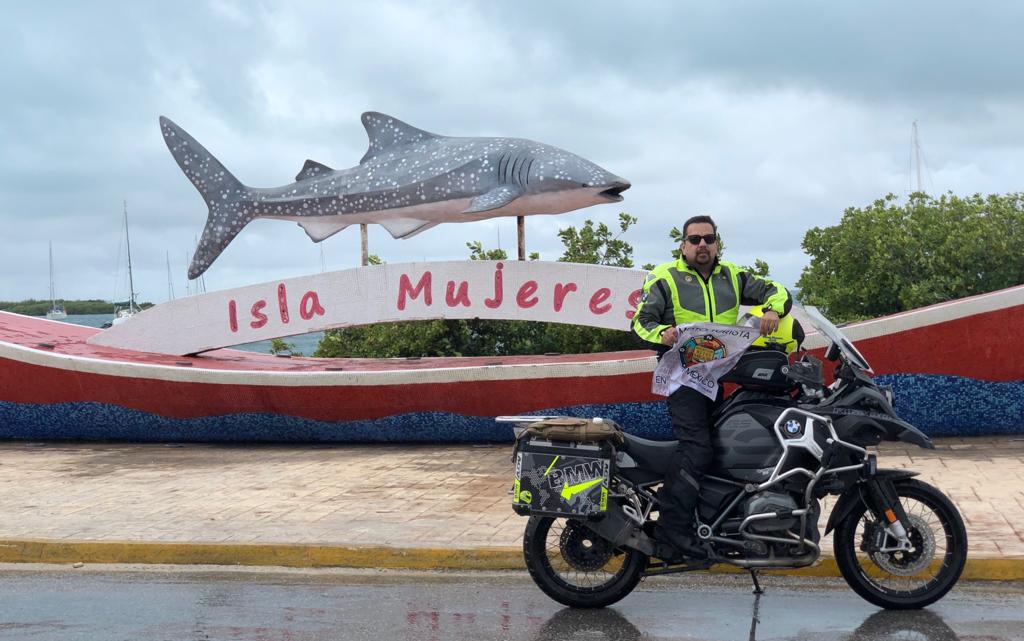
[589,287,612,315]
[625,289,642,320]
[299,290,326,320]
[445,280,471,307]
[398,271,433,311]
[228,300,239,333]
[277,283,290,324]
[553,282,579,312]
[516,280,539,309]
[250,300,269,329]
[484,262,504,309]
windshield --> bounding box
[801,306,873,372]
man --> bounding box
[632,215,793,561]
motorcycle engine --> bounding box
[744,492,799,533]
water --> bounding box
[232,333,325,356]
[63,313,115,328]
[60,314,325,356]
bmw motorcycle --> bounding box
[503,307,967,609]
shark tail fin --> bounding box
[159,116,253,280]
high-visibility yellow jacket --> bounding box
[632,258,792,348]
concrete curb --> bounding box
[1,539,1021,580]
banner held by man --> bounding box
[651,322,758,399]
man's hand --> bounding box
[660,326,679,346]
[759,310,780,336]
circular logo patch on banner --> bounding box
[681,334,727,367]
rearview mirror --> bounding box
[825,342,841,361]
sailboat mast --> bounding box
[912,121,924,193]
[194,234,206,294]
[124,200,137,312]
[49,241,56,308]
[166,251,175,301]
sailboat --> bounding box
[166,251,175,302]
[103,202,139,328]
[45,242,68,319]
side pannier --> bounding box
[510,416,621,518]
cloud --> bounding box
[2,0,1023,311]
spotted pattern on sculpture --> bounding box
[160,113,631,279]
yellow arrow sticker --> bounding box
[543,456,560,477]
[560,477,603,501]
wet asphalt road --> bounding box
[0,566,1022,641]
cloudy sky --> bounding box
[3,1,1023,304]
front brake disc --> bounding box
[870,513,936,576]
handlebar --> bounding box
[781,355,825,389]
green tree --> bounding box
[558,213,637,267]
[0,299,152,316]
[797,192,1024,322]
[742,259,771,278]
[466,241,507,261]
[316,318,476,357]
[269,338,302,357]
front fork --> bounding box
[863,477,914,552]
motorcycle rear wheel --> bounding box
[523,516,647,608]
[834,479,967,609]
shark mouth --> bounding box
[599,182,631,202]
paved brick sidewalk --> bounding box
[0,437,1021,558]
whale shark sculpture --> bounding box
[160,113,631,279]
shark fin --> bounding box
[295,160,334,182]
[296,218,350,242]
[360,112,441,164]
[463,185,523,214]
[379,218,437,239]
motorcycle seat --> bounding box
[621,433,677,475]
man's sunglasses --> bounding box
[685,234,717,245]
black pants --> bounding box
[658,385,717,536]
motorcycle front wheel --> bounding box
[834,479,968,609]
[523,515,647,608]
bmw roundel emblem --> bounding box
[784,420,802,436]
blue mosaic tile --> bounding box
[0,374,1019,442]
[877,374,1024,436]
[0,400,671,443]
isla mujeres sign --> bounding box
[89,261,647,356]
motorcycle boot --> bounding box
[655,482,710,562]
[656,446,713,562]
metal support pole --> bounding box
[517,216,526,261]
[360,224,369,266]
